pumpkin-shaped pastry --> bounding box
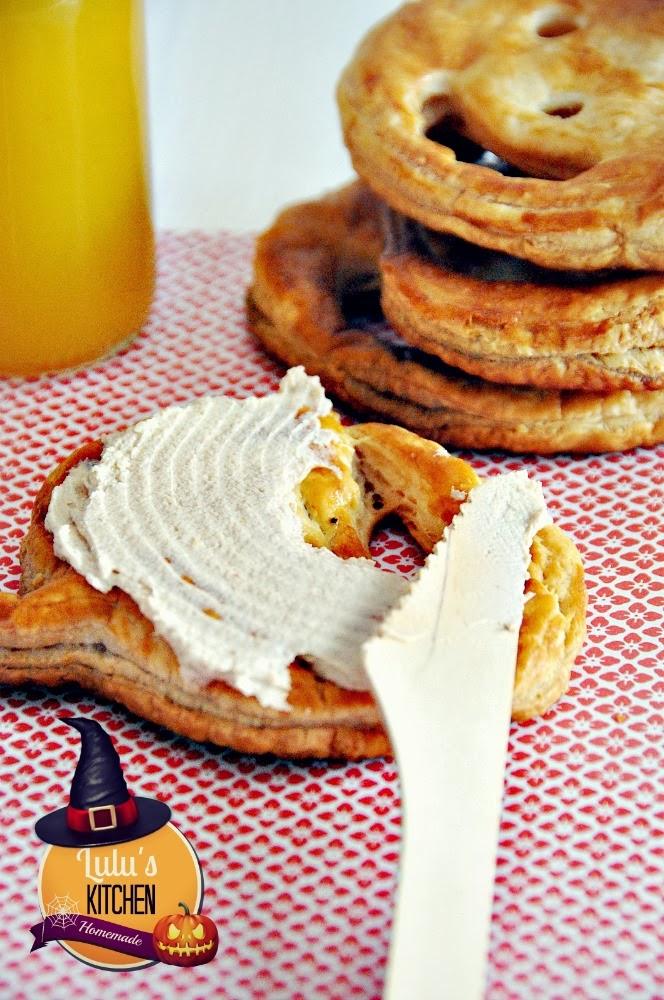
[152,902,218,966]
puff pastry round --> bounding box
[337,0,664,270]
[0,415,585,758]
[249,184,664,453]
[382,209,664,392]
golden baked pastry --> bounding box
[337,0,664,270]
[0,414,585,759]
[249,183,664,453]
[382,209,664,392]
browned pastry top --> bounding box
[337,0,664,270]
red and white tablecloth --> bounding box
[0,232,662,1000]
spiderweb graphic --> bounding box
[45,895,80,931]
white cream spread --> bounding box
[45,368,551,713]
[45,368,407,710]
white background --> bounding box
[145,0,398,232]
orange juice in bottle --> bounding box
[0,0,154,377]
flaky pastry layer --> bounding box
[0,422,585,759]
[337,0,664,270]
[249,183,664,453]
[382,209,664,392]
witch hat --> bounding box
[35,718,171,848]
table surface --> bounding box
[0,232,662,1000]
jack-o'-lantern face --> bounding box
[152,902,218,966]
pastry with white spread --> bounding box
[0,369,586,758]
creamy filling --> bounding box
[45,367,550,712]
[45,368,407,710]
[297,411,368,556]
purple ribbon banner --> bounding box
[30,914,158,961]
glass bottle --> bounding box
[0,0,154,376]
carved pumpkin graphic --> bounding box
[152,902,218,966]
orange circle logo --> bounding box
[37,822,202,970]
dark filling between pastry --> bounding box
[424,113,527,179]
[335,273,523,389]
[337,274,441,363]
[337,272,383,326]
[409,223,632,287]
[421,108,593,183]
